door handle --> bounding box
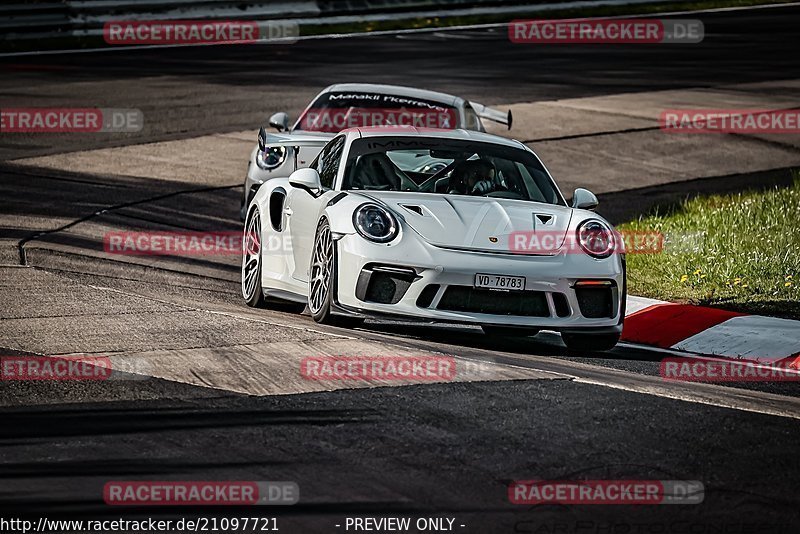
[283,207,293,216]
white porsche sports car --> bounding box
[241,83,511,220]
[242,126,625,351]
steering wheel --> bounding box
[424,159,462,185]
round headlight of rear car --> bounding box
[577,220,616,259]
[256,145,287,170]
[353,203,398,243]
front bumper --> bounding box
[335,233,625,331]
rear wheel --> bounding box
[561,332,620,352]
[481,325,539,337]
[308,219,364,328]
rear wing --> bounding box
[258,127,330,151]
[469,102,513,130]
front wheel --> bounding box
[242,207,265,307]
[242,206,305,313]
[561,332,620,352]
[308,219,364,328]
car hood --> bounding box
[357,192,574,254]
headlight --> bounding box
[577,220,616,258]
[256,145,287,170]
[353,203,398,243]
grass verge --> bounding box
[618,174,800,319]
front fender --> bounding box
[323,191,400,235]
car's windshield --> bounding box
[295,91,459,132]
[341,137,565,205]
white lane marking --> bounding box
[673,315,800,362]
[503,338,800,419]
[625,295,666,315]
[483,344,800,419]
[574,374,800,420]
[2,2,798,57]
[620,341,800,378]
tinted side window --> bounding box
[314,136,345,189]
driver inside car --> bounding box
[449,159,497,196]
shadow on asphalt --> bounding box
[1,380,799,527]
[354,320,666,364]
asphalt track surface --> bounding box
[2,5,800,159]
[1,4,800,533]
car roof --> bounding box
[346,126,525,149]
[323,83,462,107]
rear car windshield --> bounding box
[295,91,459,132]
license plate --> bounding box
[474,273,526,291]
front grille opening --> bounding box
[365,272,411,304]
[575,287,613,318]
[552,292,571,317]
[437,286,550,317]
[416,284,440,308]
[355,264,416,305]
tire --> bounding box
[561,332,621,352]
[242,206,306,313]
[481,325,539,337]
[242,206,266,307]
[308,218,364,328]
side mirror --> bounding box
[572,188,598,210]
[289,168,322,195]
[269,112,290,132]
